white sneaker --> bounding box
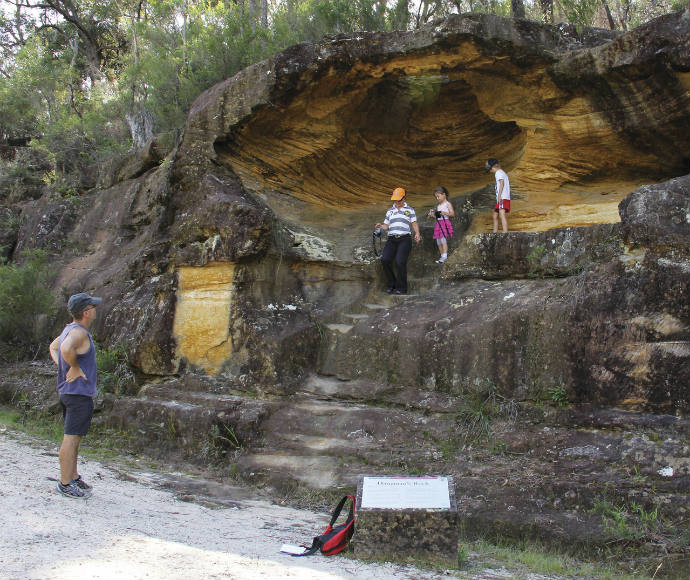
[435,257,447,263]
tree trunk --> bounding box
[618,0,632,30]
[603,2,616,29]
[540,0,553,23]
[511,0,526,19]
[126,109,154,150]
[182,0,188,76]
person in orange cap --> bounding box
[374,187,421,294]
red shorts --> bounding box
[494,200,510,213]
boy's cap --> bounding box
[391,187,406,200]
[68,293,102,314]
[486,158,499,172]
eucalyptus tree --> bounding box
[2,0,126,83]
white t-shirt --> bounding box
[494,169,511,202]
[436,200,452,219]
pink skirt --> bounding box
[433,219,453,239]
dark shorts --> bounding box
[60,394,94,436]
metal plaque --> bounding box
[359,476,452,510]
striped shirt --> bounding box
[384,203,417,236]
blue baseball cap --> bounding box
[67,292,102,315]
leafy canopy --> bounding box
[0,0,682,179]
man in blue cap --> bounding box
[49,292,102,498]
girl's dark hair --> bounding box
[433,186,449,197]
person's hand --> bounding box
[414,232,421,243]
[375,222,382,229]
[65,366,86,383]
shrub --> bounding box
[96,341,136,396]
[0,250,58,360]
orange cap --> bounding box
[391,187,406,201]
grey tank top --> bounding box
[57,323,98,397]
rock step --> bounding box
[322,294,425,325]
[103,385,455,490]
[101,387,273,455]
[256,397,454,452]
[103,383,454,455]
[569,406,690,435]
[102,384,690,545]
[237,453,344,489]
[137,383,246,405]
[298,374,458,412]
[237,395,455,490]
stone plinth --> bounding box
[353,475,458,567]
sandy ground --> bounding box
[0,430,556,580]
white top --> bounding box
[436,200,452,219]
[494,168,511,201]
[384,202,417,236]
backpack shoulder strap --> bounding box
[291,495,355,557]
[328,495,354,528]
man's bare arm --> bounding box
[59,328,89,382]
[49,337,60,365]
[412,221,421,242]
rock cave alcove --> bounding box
[209,17,689,244]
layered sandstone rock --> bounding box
[3,10,690,561]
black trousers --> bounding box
[381,235,412,292]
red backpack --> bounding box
[293,495,355,556]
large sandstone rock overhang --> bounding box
[20,12,687,378]
[176,11,690,233]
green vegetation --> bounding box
[1,404,63,441]
[547,384,569,407]
[464,538,654,580]
[590,496,662,543]
[454,378,519,446]
[96,341,137,396]
[433,378,519,461]
[457,544,468,567]
[201,422,244,465]
[526,243,548,276]
[0,405,137,463]
[0,209,23,233]
[0,250,58,361]
[1,1,680,200]
[558,0,604,30]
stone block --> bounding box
[353,475,459,567]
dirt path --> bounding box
[0,430,558,580]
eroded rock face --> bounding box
[182,11,689,233]
[147,9,689,381]
[5,11,690,559]
[5,10,689,382]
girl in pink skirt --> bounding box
[427,186,454,263]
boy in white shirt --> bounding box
[486,158,510,233]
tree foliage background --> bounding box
[1,0,687,193]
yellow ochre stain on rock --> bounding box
[173,262,236,373]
